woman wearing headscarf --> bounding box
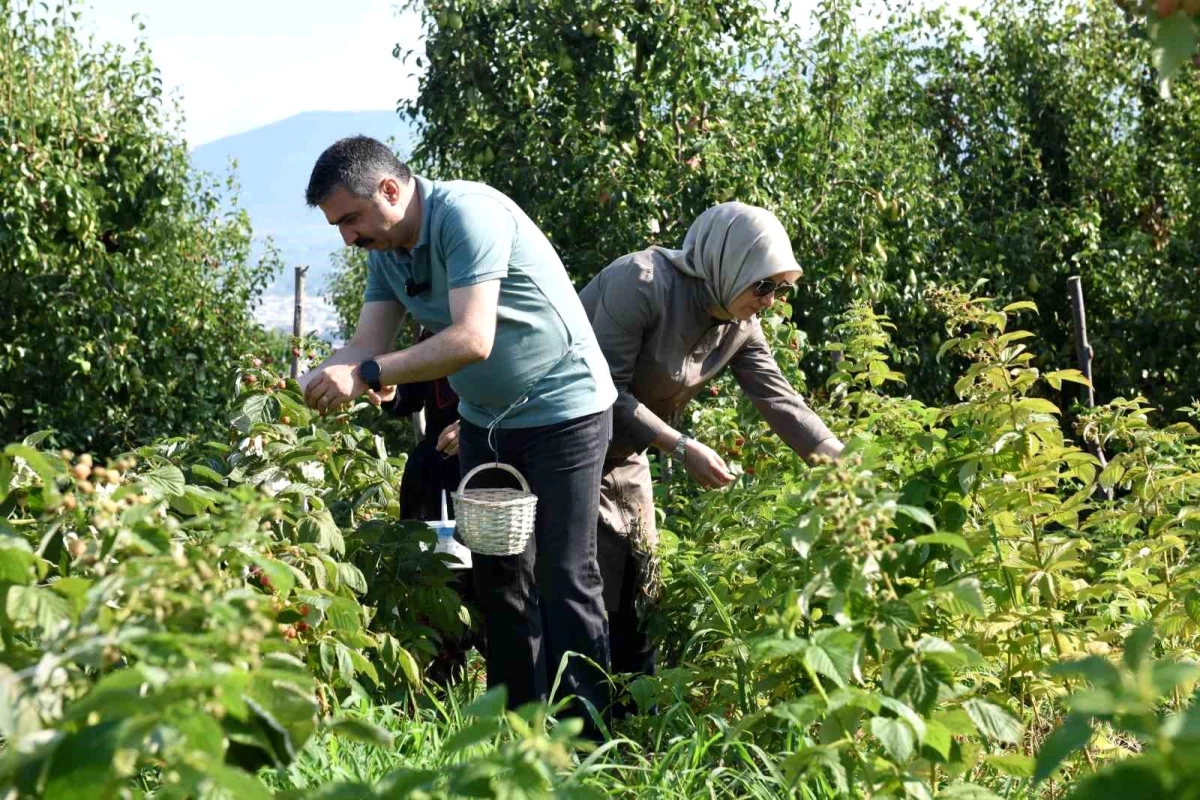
[578,201,845,687]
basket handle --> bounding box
[457,461,532,495]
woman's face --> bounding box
[724,270,801,321]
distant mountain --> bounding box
[191,110,418,338]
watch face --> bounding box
[361,360,381,385]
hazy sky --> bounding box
[80,1,977,148]
[81,1,425,146]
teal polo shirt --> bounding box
[364,176,616,429]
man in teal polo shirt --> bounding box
[300,136,616,727]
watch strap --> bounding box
[670,434,690,462]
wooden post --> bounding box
[1068,276,1111,496]
[290,265,308,380]
[1067,277,1095,408]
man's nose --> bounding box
[339,225,355,246]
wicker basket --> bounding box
[452,462,537,556]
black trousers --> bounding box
[596,524,657,678]
[459,407,613,728]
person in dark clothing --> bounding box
[383,328,480,682]
[389,336,464,522]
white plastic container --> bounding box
[426,490,472,570]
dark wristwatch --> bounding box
[358,359,382,392]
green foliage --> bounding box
[4,293,1200,797]
[0,353,472,795]
[0,1,281,454]
[1112,1,1200,96]
[402,0,1200,414]
[633,291,1200,797]
[323,247,368,343]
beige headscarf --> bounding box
[652,202,801,314]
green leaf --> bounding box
[958,461,978,494]
[805,629,858,688]
[139,464,186,498]
[915,636,970,669]
[326,596,365,635]
[235,393,279,430]
[49,576,91,619]
[0,538,38,585]
[892,652,952,715]
[1123,624,1156,672]
[936,337,961,362]
[376,768,439,797]
[985,753,1035,778]
[42,721,124,800]
[336,562,368,595]
[1002,301,1038,314]
[464,686,508,719]
[913,532,973,556]
[170,711,226,760]
[1043,369,1091,391]
[184,761,272,800]
[1151,660,1200,698]
[1034,713,1092,783]
[1068,760,1170,800]
[1151,12,1198,97]
[251,556,296,599]
[1050,655,1121,687]
[1017,397,1060,415]
[188,464,227,487]
[922,719,952,760]
[328,718,395,749]
[937,785,1003,800]
[1185,590,1200,626]
[443,718,502,755]
[63,666,170,724]
[878,696,926,742]
[168,484,218,515]
[870,716,915,763]
[6,584,71,637]
[1098,461,1126,492]
[276,392,314,427]
[295,783,378,800]
[936,578,986,618]
[964,699,1022,745]
[786,512,822,559]
[896,504,936,530]
[770,696,827,729]
[782,745,849,795]
[299,510,345,556]
[243,672,319,765]
[7,442,62,478]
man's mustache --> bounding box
[353,237,375,248]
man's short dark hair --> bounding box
[305,135,412,207]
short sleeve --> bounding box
[363,252,399,303]
[438,194,515,290]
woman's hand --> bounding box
[437,420,461,456]
[811,438,845,463]
[684,439,736,489]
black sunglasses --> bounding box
[752,278,796,298]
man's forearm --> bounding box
[376,324,487,385]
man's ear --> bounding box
[380,176,403,205]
